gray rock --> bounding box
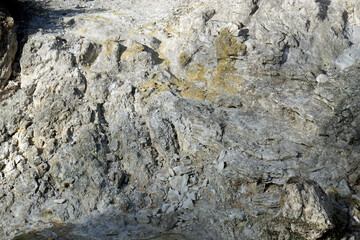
[182,198,194,210]
[53,199,67,204]
[186,192,196,201]
[166,205,176,214]
[136,213,150,224]
[169,175,189,194]
[167,189,183,204]
[281,180,347,239]
[161,204,171,213]
[0,0,360,239]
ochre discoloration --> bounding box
[215,28,246,60]
[121,44,145,59]
[104,40,117,56]
[139,59,243,102]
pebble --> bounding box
[217,161,225,171]
[173,166,192,175]
[316,74,329,83]
[182,158,192,165]
[152,207,161,215]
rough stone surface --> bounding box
[281,180,347,239]
[0,0,360,239]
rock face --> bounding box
[1,0,360,239]
[0,4,17,88]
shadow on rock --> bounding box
[1,0,107,35]
[10,210,203,240]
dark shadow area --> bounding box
[280,44,290,65]
[0,0,107,90]
[239,29,249,41]
[10,212,204,240]
[142,44,164,65]
[315,0,331,21]
[1,0,106,35]
[1,0,108,48]
[1,0,28,22]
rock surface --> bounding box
[0,0,360,239]
[0,4,17,88]
[281,180,347,239]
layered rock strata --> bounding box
[0,0,360,239]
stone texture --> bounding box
[281,180,347,239]
[0,0,359,239]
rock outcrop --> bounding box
[0,4,17,88]
[0,0,360,239]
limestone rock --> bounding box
[281,180,347,239]
[0,0,360,239]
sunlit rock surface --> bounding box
[1,0,360,239]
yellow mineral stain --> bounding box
[215,28,246,60]
[138,75,170,103]
[105,10,129,16]
[211,60,243,96]
[88,15,110,24]
[104,40,116,56]
[79,28,89,34]
[122,44,145,59]
[179,60,242,101]
[140,27,244,102]
[139,78,169,93]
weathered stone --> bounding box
[0,0,359,239]
[281,180,347,239]
[167,189,183,204]
[169,175,189,194]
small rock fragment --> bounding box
[182,198,194,210]
[168,189,182,203]
[162,203,171,213]
[54,199,66,204]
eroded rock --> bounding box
[1,0,360,239]
[281,180,347,239]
